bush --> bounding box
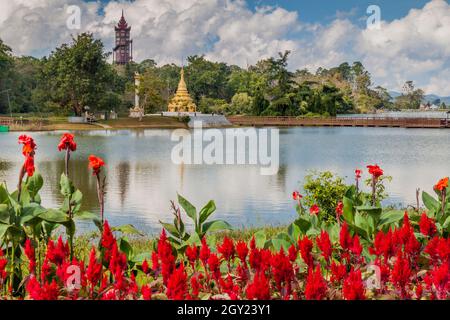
[303,171,347,221]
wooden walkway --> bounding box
[227,116,450,128]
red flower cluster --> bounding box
[88,155,105,175]
[367,164,383,179]
[434,177,448,192]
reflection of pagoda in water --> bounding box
[168,68,197,112]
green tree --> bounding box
[139,68,167,113]
[0,39,13,114]
[41,33,113,116]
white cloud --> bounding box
[1,0,450,95]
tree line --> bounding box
[0,33,436,117]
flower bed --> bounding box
[0,134,448,300]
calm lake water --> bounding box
[0,127,449,235]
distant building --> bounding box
[167,68,197,113]
[113,11,133,65]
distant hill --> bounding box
[389,91,450,105]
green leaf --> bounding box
[20,204,46,224]
[132,252,152,263]
[74,211,100,222]
[0,204,9,224]
[119,238,133,260]
[254,230,266,249]
[201,220,232,234]
[0,223,10,240]
[25,172,44,199]
[39,209,69,223]
[159,221,180,238]
[422,191,440,212]
[267,238,291,252]
[379,210,405,228]
[112,224,144,236]
[342,196,354,224]
[60,173,75,197]
[177,194,197,224]
[442,216,450,231]
[293,217,311,234]
[199,200,216,224]
[186,232,201,246]
[0,184,9,204]
[287,223,301,242]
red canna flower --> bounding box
[434,177,449,192]
[309,204,320,216]
[342,269,366,300]
[23,154,35,177]
[236,241,249,262]
[18,135,36,177]
[246,272,271,300]
[419,213,437,237]
[367,164,383,179]
[88,155,105,175]
[298,236,314,268]
[355,169,362,179]
[292,191,302,200]
[217,237,235,261]
[304,266,327,300]
[58,133,77,152]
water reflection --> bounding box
[0,127,449,235]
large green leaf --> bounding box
[342,196,354,224]
[201,220,232,234]
[60,173,75,197]
[0,184,9,204]
[20,204,46,224]
[119,238,133,260]
[186,232,201,246]
[379,210,405,228]
[199,200,216,224]
[25,172,44,199]
[266,238,291,252]
[0,204,9,224]
[177,194,197,224]
[39,209,69,223]
[74,211,100,222]
[287,222,301,242]
[254,230,266,249]
[112,224,144,236]
[0,223,10,240]
[422,191,440,213]
[159,221,180,238]
[293,217,311,234]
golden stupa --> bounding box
[168,68,197,112]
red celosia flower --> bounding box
[391,252,411,298]
[270,248,294,294]
[26,277,59,300]
[304,266,327,300]
[141,284,152,300]
[434,177,449,192]
[190,276,200,298]
[100,221,116,261]
[309,204,320,216]
[199,238,211,266]
[342,269,365,300]
[151,251,159,272]
[430,263,449,299]
[419,213,437,237]
[142,260,149,274]
[88,155,105,175]
[298,236,314,268]
[58,133,77,152]
[86,247,102,290]
[24,238,36,274]
[316,231,332,263]
[157,230,175,285]
[0,249,8,281]
[217,237,235,261]
[288,244,298,262]
[246,272,271,300]
[369,229,395,263]
[367,164,383,179]
[236,241,249,262]
[185,245,198,267]
[46,236,69,265]
[207,253,221,279]
[350,234,363,257]
[166,264,187,300]
[330,261,347,284]
[339,222,353,250]
[292,191,302,200]
[355,169,362,179]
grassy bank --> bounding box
[6,115,187,131]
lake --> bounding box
[0,127,449,235]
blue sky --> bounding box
[2,0,450,95]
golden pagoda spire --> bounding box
[168,67,197,113]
